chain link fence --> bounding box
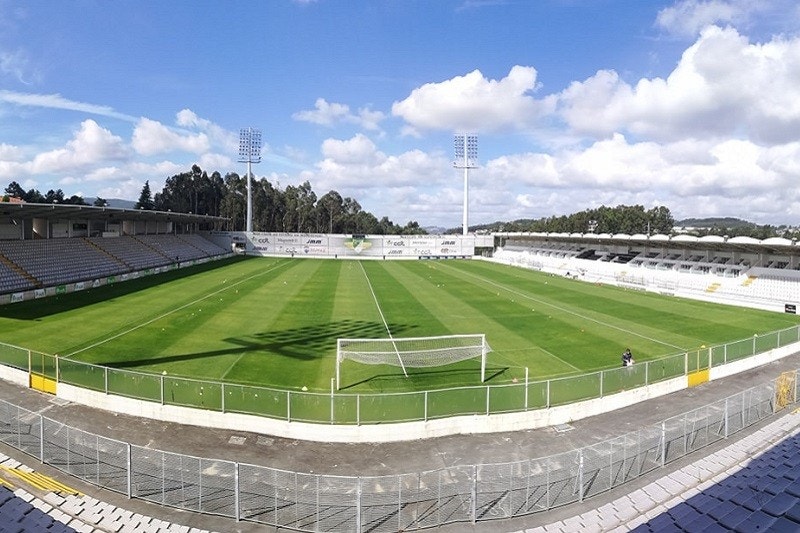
[0,370,795,532]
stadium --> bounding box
[0,202,798,532]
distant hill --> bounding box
[676,217,754,229]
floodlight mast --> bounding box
[453,134,478,236]
[238,128,262,233]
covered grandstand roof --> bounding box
[0,202,227,225]
[496,231,800,255]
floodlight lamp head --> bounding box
[453,133,478,169]
[238,128,263,164]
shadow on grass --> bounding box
[0,255,252,320]
[340,365,510,391]
[101,319,416,368]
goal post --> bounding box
[336,334,489,390]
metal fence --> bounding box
[2,324,799,426]
[0,372,795,532]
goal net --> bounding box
[336,334,490,389]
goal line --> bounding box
[336,333,490,390]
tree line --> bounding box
[4,172,798,239]
[3,166,425,235]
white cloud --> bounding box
[131,117,210,156]
[558,26,800,144]
[655,0,743,37]
[392,66,553,134]
[0,90,137,122]
[293,98,386,131]
[0,48,38,84]
[31,119,128,174]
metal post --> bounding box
[485,385,490,415]
[661,422,666,467]
[160,374,164,405]
[104,367,108,394]
[600,370,604,398]
[546,379,551,408]
[39,414,44,463]
[357,394,360,425]
[471,465,477,523]
[330,378,334,424]
[356,477,362,532]
[126,443,132,498]
[578,451,584,502]
[221,382,225,413]
[524,367,529,411]
[424,391,428,422]
[234,462,240,522]
[724,398,729,439]
[287,391,291,421]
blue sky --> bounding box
[2,0,800,229]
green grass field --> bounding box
[1,256,797,394]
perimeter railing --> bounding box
[0,369,796,531]
[0,325,798,425]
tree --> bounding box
[93,197,107,207]
[134,181,155,210]
[4,182,25,199]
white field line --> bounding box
[63,260,293,359]
[439,262,687,352]
[357,261,407,376]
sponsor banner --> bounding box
[56,285,67,295]
[107,276,116,284]
[340,235,376,255]
[74,282,85,291]
[786,303,797,314]
[120,274,129,281]
[92,280,101,288]
[384,238,408,248]
[10,293,24,303]
[34,289,46,299]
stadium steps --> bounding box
[742,275,757,286]
[0,253,41,289]
[130,235,173,262]
[81,237,131,270]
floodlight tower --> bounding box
[454,134,478,236]
[238,128,262,233]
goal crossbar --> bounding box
[336,334,489,390]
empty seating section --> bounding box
[0,485,75,532]
[0,261,31,294]
[0,239,121,288]
[86,236,170,270]
[497,238,800,307]
[0,235,227,295]
[135,234,213,262]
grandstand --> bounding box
[0,202,229,299]
[495,232,800,313]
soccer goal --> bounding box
[335,334,490,389]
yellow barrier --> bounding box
[687,369,710,388]
[29,373,57,395]
[0,466,81,495]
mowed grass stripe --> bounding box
[436,260,799,369]
[1,257,798,394]
[383,261,582,377]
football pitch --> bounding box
[0,255,797,394]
